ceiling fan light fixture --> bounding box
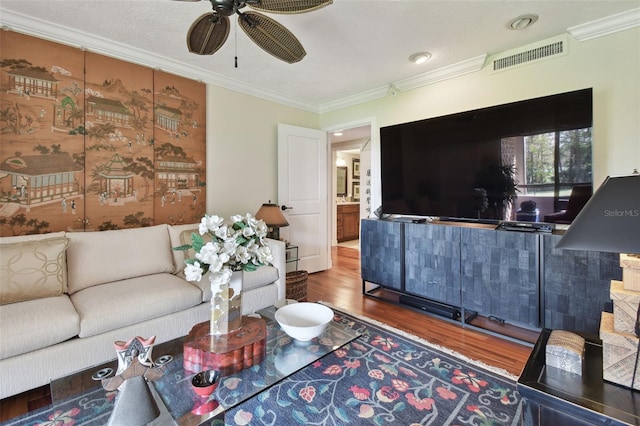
[187,13,230,55]
[239,11,306,63]
[181,0,331,63]
[409,52,432,64]
[507,14,539,30]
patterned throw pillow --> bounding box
[0,237,69,305]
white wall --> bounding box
[319,28,640,213]
[205,86,318,218]
[200,28,639,219]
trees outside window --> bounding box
[523,128,592,197]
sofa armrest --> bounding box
[266,238,286,301]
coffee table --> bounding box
[50,305,360,424]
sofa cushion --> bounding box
[0,295,80,359]
[244,266,279,292]
[66,225,174,294]
[0,237,69,305]
[186,266,280,302]
[179,228,213,261]
[0,231,65,243]
[169,223,279,302]
[70,273,203,338]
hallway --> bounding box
[336,239,359,250]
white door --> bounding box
[278,124,329,273]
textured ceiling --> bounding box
[1,0,639,112]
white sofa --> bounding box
[0,223,285,399]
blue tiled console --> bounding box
[405,223,461,307]
[461,227,540,327]
[361,218,621,336]
[360,218,403,290]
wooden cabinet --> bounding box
[337,204,360,242]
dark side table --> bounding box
[517,328,640,425]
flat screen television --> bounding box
[380,88,593,224]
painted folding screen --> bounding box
[0,30,206,236]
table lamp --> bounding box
[255,201,289,240]
[555,170,640,389]
[555,171,639,255]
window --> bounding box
[521,127,592,198]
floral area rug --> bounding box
[1,307,522,425]
[221,307,523,425]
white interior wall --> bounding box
[161,26,640,220]
[319,27,640,214]
[204,86,319,218]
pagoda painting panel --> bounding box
[83,52,155,230]
[0,30,207,237]
[152,71,206,226]
[0,31,85,236]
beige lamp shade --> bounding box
[255,203,289,228]
[255,202,289,240]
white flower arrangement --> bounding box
[176,213,273,293]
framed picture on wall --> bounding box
[337,167,347,197]
[352,158,360,179]
[352,182,360,201]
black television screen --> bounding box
[380,88,593,224]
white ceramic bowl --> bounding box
[275,302,334,341]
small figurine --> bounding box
[101,336,166,426]
[113,336,156,376]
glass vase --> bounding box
[210,270,243,335]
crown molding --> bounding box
[568,7,640,41]
[0,8,319,113]
[318,55,488,114]
[393,55,488,92]
[318,86,390,114]
[0,7,489,115]
[3,6,638,115]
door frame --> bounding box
[332,141,364,245]
[324,117,379,256]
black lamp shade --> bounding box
[555,174,640,254]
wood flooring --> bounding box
[307,247,533,378]
[0,246,533,422]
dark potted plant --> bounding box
[475,163,519,220]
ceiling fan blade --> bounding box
[239,12,306,63]
[247,0,332,14]
[187,13,230,55]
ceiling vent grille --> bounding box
[492,35,567,72]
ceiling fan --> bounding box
[176,0,332,64]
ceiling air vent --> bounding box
[492,35,567,72]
